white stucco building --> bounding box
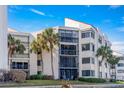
[35,18,111,80]
[8,28,37,76]
[116,56,124,80]
[0,6,8,71]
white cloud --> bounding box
[109,5,121,9]
[30,8,55,18]
[116,27,124,32]
[111,41,124,55]
[30,9,45,16]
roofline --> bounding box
[65,18,92,27]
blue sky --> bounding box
[8,5,124,54]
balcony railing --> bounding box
[59,37,78,43]
[12,54,29,58]
[60,50,78,55]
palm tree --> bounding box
[8,34,26,66]
[107,55,120,80]
[42,28,59,78]
[30,34,49,74]
[96,45,112,77]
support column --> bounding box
[0,5,8,71]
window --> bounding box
[99,72,102,78]
[82,70,95,76]
[99,61,102,66]
[105,63,107,68]
[91,43,95,51]
[120,57,124,60]
[81,32,90,38]
[82,57,95,64]
[82,58,90,64]
[105,73,107,78]
[60,56,77,67]
[98,36,102,44]
[117,70,124,73]
[91,58,95,64]
[11,62,16,69]
[24,63,28,69]
[59,30,78,43]
[11,62,28,69]
[118,63,124,67]
[91,31,95,39]
[82,44,90,51]
[37,60,41,66]
[60,45,77,55]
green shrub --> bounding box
[30,74,42,80]
[42,75,53,80]
[78,77,106,83]
[30,74,53,80]
[109,79,116,82]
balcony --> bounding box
[12,54,29,58]
[59,36,78,43]
[60,50,78,55]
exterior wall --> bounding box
[8,31,37,76]
[42,47,59,79]
[0,5,8,70]
[116,57,124,80]
[37,18,111,80]
[34,31,59,79]
[65,18,92,30]
[29,34,37,75]
[65,18,111,79]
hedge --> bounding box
[30,74,53,80]
[78,77,106,83]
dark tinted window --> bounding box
[82,44,90,51]
[81,32,90,38]
[82,70,95,76]
[82,58,90,64]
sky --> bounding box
[8,5,124,55]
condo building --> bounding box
[8,28,37,76]
[116,56,124,80]
[36,18,112,80]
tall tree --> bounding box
[107,55,120,65]
[107,55,120,79]
[96,45,112,77]
[42,28,59,78]
[30,34,49,74]
[8,34,26,66]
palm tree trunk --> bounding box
[50,47,54,79]
[8,49,12,69]
[98,63,100,78]
[98,60,102,78]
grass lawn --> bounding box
[114,81,124,84]
[0,80,101,87]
